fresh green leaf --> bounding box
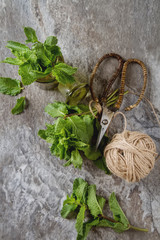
[38,130,47,140]
[74,141,88,150]
[112,222,129,233]
[93,157,111,174]
[76,206,86,236]
[11,96,26,115]
[63,194,76,205]
[19,62,52,85]
[109,192,129,227]
[52,63,77,84]
[45,102,68,117]
[18,62,35,85]
[84,146,101,160]
[70,149,83,169]
[96,218,128,232]
[96,218,115,228]
[24,27,38,43]
[82,115,94,141]
[54,63,77,75]
[61,203,77,218]
[76,219,100,240]
[75,181,88,203]
[0,77,22,96]
[73,178,87,196]
[97,196,106,211]
[67,115,89,143]
[87,185,102,217]
[32,42,51,67]
[6,41,30,52]
[52,68,76,84]
[44,36,58,47]
[30,67,52,79]
[1,57,24,65]
[45,45,62,62]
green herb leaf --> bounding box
[109,192,129,227]
[19,63,52,85]
[6,41,30,52]
[76,219,100,240]
[11,96,26,115]
[74,181,88,203]
[52,69,75,84]
[38,130,47,140]
[18,62,35,85]
[24,27,38,43]
[76,206,86,236]
[54,63,77,75]
[84,146,101,160]
[45,45,62,62]
[96,218,115,228]
[0,77,22,96]
[97,218,129,233]
[87,185,102,217]
[1,57,24,65]
[70,149,83,169]
[73,178,87,196]
[45,102,68,117]
[32,42,51,67]
[63,194,77,205]
[52,63,77,84]
[93,157,111,174]
[44,36,58,47]
[67,115,90,143]
[61,203,77,218]
[97,195,106,211]
[112,222,129,233]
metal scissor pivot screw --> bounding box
[102,119,108,125]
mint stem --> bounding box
[129,225,148,232]
[101,214,117,223]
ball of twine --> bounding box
[104,112,158,182]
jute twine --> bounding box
[104,112,158,182]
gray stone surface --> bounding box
[0,0,160,239]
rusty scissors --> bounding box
[90,53,147,149]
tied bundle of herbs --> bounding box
[61,178,148,240]
[0,27,78,114]
[38,101,109,173]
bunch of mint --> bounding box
[0,27,77,114]
[61,178,148,240]
[38,101,109,172]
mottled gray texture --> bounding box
[0,0,160,240]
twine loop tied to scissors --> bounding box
[89,100,102,118]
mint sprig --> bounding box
[61,178,148,240]
[1,27,77,86]
[38,101,109,172]
[0,27,77,114]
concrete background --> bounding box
[0,0,160,239]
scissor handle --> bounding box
[90,53,124,103]
[115,59,147,111]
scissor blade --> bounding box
[96,107,114,149]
